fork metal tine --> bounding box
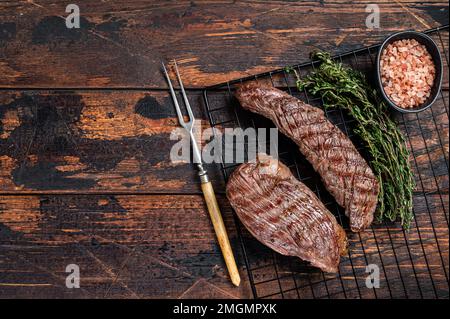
[162,61,189,128]
[173,60,195,123]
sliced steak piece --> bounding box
[235,83,379,232]
[226,153,348,273]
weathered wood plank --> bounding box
[0,88,447,193]
[0,192,447,298]
[0,90,226,194]
[0,1,447,88]
[0,194,252,298]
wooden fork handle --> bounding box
[201,181,241,286]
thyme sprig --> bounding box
[291,51,415,229]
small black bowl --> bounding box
[376,31,443,113]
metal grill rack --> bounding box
[202,25,449,299]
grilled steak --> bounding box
[235,83,379,232]
[227,154,347,273]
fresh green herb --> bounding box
[291,51,415,229]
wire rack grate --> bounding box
[202,25,449,299]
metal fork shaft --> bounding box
[162,61,241,286]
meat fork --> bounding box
[162,60,240,286]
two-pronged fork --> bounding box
[162,61,240,286]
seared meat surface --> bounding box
[226,154,348,273]
[235,84,379,232]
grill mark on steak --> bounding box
[235,83,379,232]
[226,153,348,273]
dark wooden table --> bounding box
[0,1,448,299]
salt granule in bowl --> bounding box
[376,31,443,113]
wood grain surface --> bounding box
[0,0,448,299]
[0,0,448,88]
